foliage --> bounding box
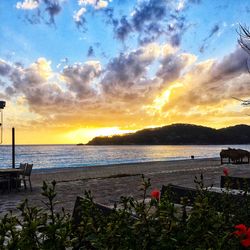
[0,176,250,249]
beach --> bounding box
[0,157,249,216]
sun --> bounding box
[65,127,135,144]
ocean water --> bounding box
[0,144,249,170]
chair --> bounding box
[11,163,27,191]
[20,163,33,191]
[18,163,27,171]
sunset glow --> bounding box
[0,0,250,144]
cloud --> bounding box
[157,52,196,84]
[16,0,63,26]
[56,57,69,69]
[2,44,250,133]
[199,24,220,53]
[99,42,193,108]
[1,58,74,114]
[87,46,95,57]
[161,47,250,114]
[44,0,62,25]
[210,47,249,82]
[131,0,167,32]
[100,45,159,100]
[188,0,202,4]
[102,0,195,47]
[78,0,110,10]
[102,7,118,27]
[73,7,87,30]
[115,16,133,41]
[0,60,12,76]
[73,7,86,22]
[16,0,39,10]
[62,61,102,99]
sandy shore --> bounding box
[0,157,249,216]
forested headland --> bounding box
[87,124,250,145]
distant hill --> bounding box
[87,124,250,145]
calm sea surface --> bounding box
[0,144,249,170]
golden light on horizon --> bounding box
[64,127,136,144]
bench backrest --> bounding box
[161,183,245,209]
[72,196,114,227]
[221,176,250,190]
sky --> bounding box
[0,0,250,144]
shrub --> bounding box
[0,175,249,249]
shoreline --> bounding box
[33,157,220,174]
[30,157,223,185]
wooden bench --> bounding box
[72,196,114,227]
[160,184,247,209]
[221,176,250,190]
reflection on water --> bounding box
[0,144,249,170]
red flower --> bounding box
[233,224,250,248]
[151,189,160,200]
[241,239,250,248]
[235,224,247,232]
[246,228,250,238]
[223,167,229,176]
[233,224,247,236]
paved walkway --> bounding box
[0,158,249,217]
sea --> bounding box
[0,144,249,170]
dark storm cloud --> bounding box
[199,24,220,53]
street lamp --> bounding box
[0,101,6,144]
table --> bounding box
[0,168,24,175]
[0,168,24,192]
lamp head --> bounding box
[0,101,6,109]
